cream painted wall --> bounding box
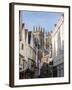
[52,16,64,58]
[0,0,72,89]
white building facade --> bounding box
[19,11,36,79]
[52,15,64,77]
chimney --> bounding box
[54,24,57,27]
[39,26,40,31]
[33,26,35,32]
[22,23,25,29]
[36,26,37,31]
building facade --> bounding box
[19,12,36,78]
[19,11,64,78]
[52,14,64,77]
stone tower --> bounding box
[33,26,44,50]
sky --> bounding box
[20,10,63,32]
